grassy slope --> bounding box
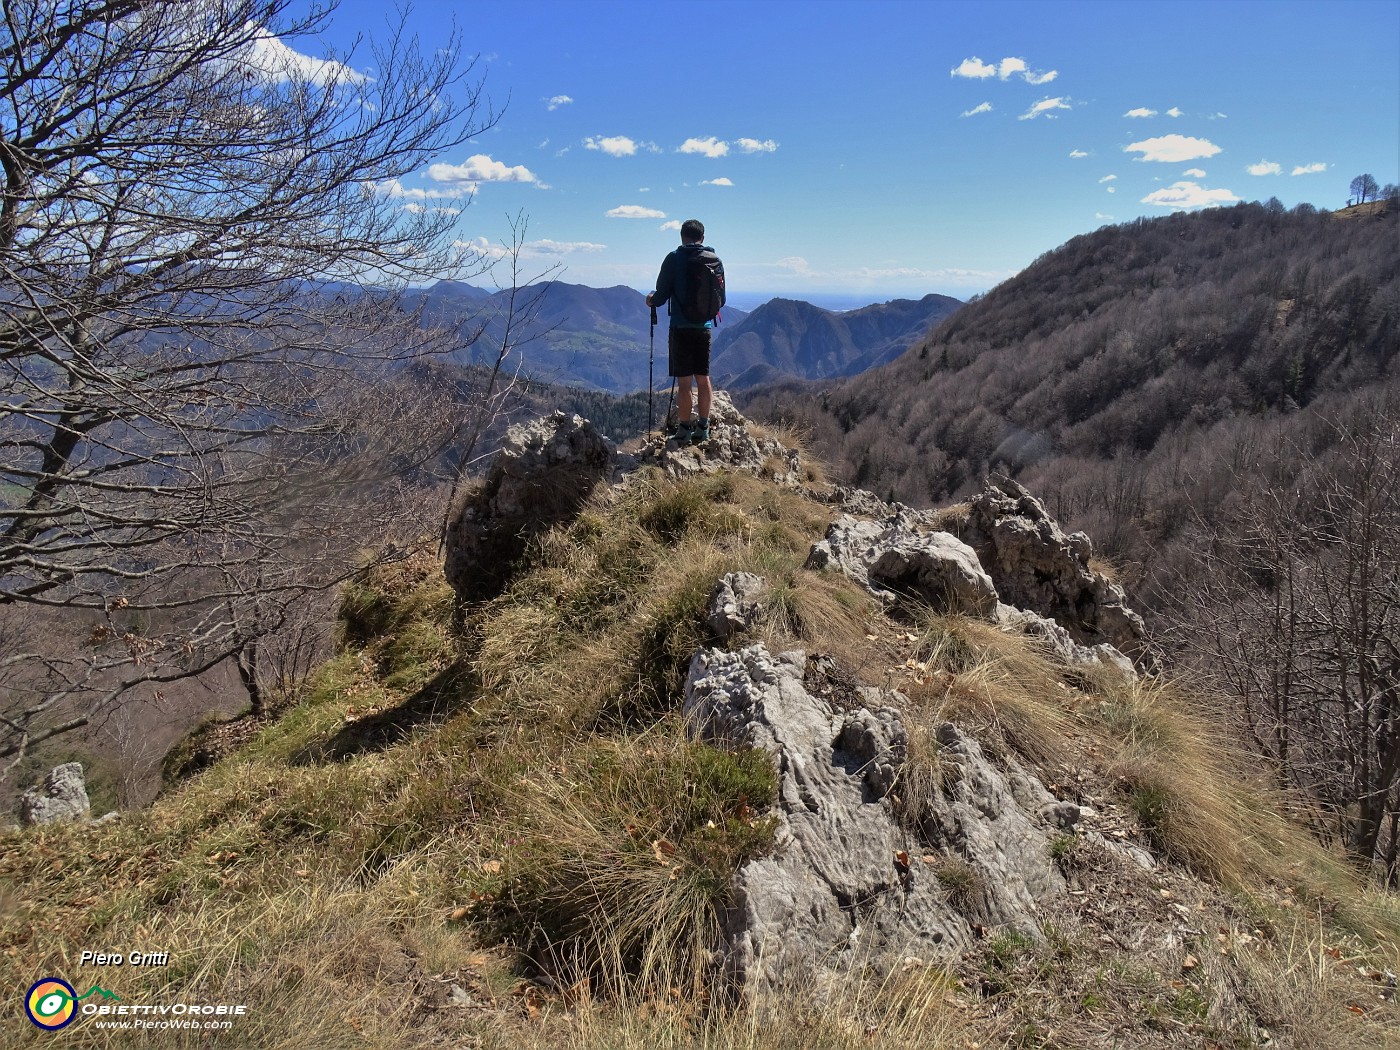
[3,445,1398,1049]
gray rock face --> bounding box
[683,644,1068,998]
[806,498,1138,675]
[994,604,1138,678]
[705,572,767,642]
[959,478,1146,660]
[801,514,886,592]
[805,513,998,617]
[914,723,1067,926]
[444,412,614,602]
[20,763,91,826]
[826,486,898,520]
[632,391,803,483]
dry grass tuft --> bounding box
[900,613,1077,770]
[1089,673,1278,886]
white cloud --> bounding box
[701,177,734,187]
[1106,186,1116,194]
[1247,160,1282,176]
[1019,97,1071,120]
[1070,149,1089,158]
[776,256,813,275]
[607,205,667,219]
[1125,107,1157,118]
[1292,162,1327,175]
[660,220,681,231]
[544,94,574,111]
[585,135,638,157]
[427,154,538,185]
[950,57,998,79]
[1167,107,1184,118]
[951,56,1057,84]
[1096,212,1115,220]
[736,138,778,153]
[524,238,606,255]
[678,136,729,158]
[242,30,366,86]
[374,179,457,201]
[1183,167,1207,177]
[997,57,1028,79]
[454,235,604,261]
[1141,180,1241,209]
[961,102,994,117]
[1099,174,1117,183]
[1124,134,1222,162]
[1207,112,1228,119]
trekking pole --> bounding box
[648,304,657,438]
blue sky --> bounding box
[312,0,1399,304]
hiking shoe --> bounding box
[673,419,694,445]
[690,417,711,445]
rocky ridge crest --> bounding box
[445,397,1169,998]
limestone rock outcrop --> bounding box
[994,604,1138,677]
[804,484,1144,674]
[444,412,614,602]
[804,513,998,617]
[20,762,91,826]
[705,572,767,643]
[959,478,1147,661]
[684,643,1070,998]
[633,391,802,484]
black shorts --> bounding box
[668,327,711,377]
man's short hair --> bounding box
[680,219,705,243]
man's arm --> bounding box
[645,251,675,308]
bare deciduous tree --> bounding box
[0,0,500,774]
[1349,173,1379,206]
[1181,399,1400,882]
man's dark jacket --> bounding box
[650,242,723,329]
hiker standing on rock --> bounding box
[645,218,725,446]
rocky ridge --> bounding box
[440,396,1179,1000]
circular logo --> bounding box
[26,978,78,1030]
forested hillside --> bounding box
[743,201,1396,528]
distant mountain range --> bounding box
[401,281,961,395]
[711,294,963,389]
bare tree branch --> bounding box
[0,0,513,775]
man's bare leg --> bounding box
[676,376,694,422]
